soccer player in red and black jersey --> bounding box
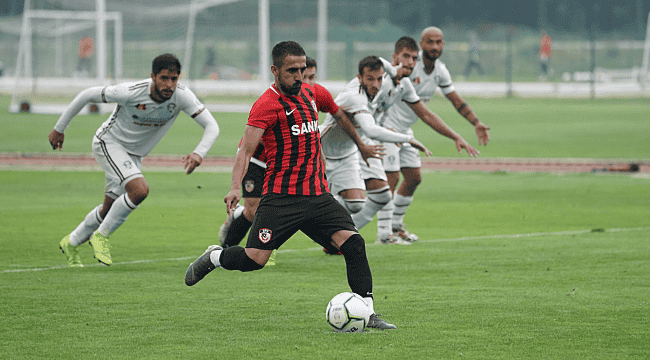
[218,56,381,256]
[185,41,396,330]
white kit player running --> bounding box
[380,29,490,242]
[50,53,220,267]
[320,55,431,245]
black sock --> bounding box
[339,234,373,298]
[219,246,264,272]
[222,213,253,248]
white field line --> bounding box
[3,226,649,274]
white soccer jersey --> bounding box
[95,79,205,157]
[384,52,455,134]
[320,74,419,159]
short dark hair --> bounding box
[152,53,181,75]
[394,36,419,54]
[306,56,317,69]
[358,55,383,76]
[272,41,306,68]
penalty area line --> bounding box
[2,226,649,274]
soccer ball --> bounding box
[325,292,372,333]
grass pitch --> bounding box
[1,96,649,161]
[1,170,648,359]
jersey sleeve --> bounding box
[400,78,420,104]
[336,90,370,115]
[313,84,339,114]
[178,86,205,118]
[437,62,456,95]
[101,84,131,105]
[247,97,278,130]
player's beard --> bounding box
[154,84,174,101]
[360,84,378,100]
[280,81,302,96]
[424,48,443,61]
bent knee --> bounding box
[343,198,365,214]
[128,185,149,204]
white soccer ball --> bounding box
[325,292,372,333]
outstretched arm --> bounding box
[224,125,264,215]
[355,111,431,156]
[331,108,384,166]
[407,100,480,157]
[445,91,490,146]
[49,86,105,150]
[183,109,220,174]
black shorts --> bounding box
[245,192,358,250]
[241,162,265,198]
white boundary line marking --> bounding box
[3,226,649,274]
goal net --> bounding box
[7,4,123,114]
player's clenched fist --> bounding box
[48,130,65,150]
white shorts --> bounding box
[92,136,144,199]
[359,155,388,181]
[326,152,365,195]
[382,142,422,172]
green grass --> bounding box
[1,170,649,359]
[2,95,649,160]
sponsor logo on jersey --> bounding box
[167,103,176,113]
[123,160,132,169]
[245,180,255,193]
[136,104,146,110]
[291,120,319,136]
[413,77,421,84]
[310,99,318,113]
[259,228,272,243]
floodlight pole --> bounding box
[96,0,107,81]
[184,1,198,81]
[114,12,123,80]
[505,26,513,98]
[641,11,650,92]
[259,0,270,89]
[55,19,63,76]
[317,0,328,80]
[17,0,33,78]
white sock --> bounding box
[210,249,223,267]
[232,204,245,219]
[376,198,394,239]
[351,186,392,230]
[364,296,375,314]
[392,194,413,229]
[69,204,103,246]
[97,194,138,236]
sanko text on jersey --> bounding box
[291,120,319,136]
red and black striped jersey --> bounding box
[247,83,338,195]
[238,138,267,168]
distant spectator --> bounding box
[203,42,217,79]
[463,31,484,79]
[539,31,552,81]
[77,36,94,77]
